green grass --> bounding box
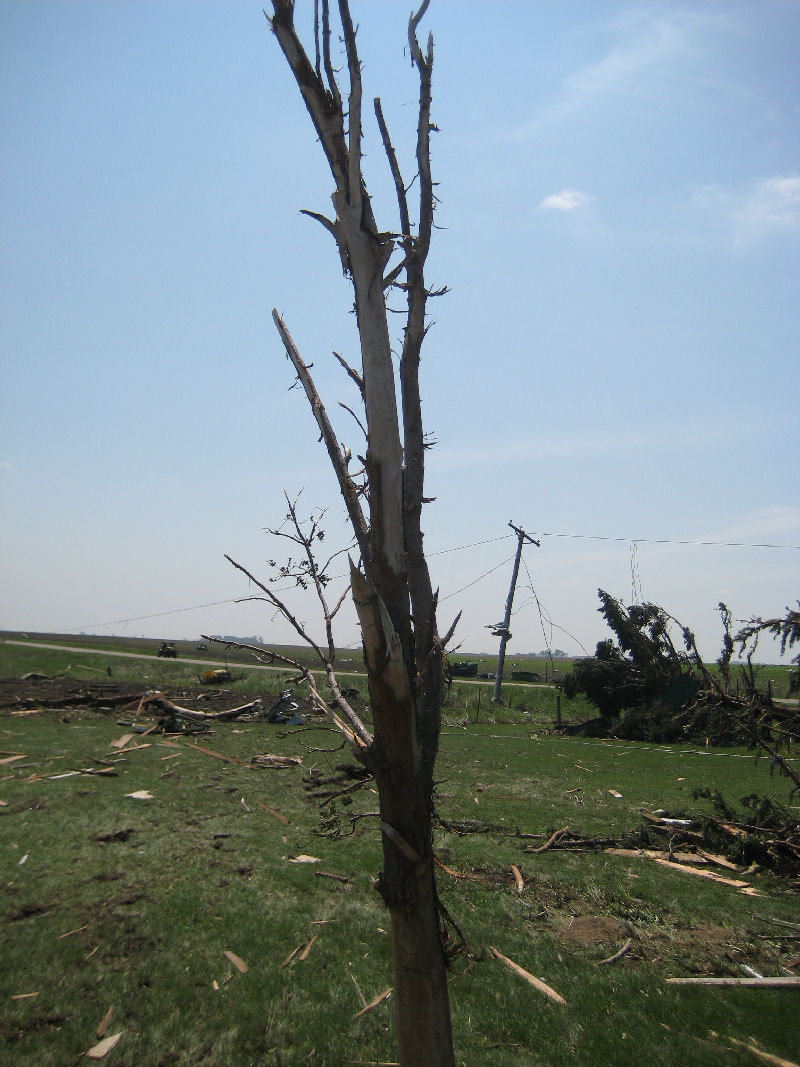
[1,641,799,1065]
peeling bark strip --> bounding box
[265,3,454,1062]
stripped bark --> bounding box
[257,4,455,1062]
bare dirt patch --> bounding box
[558,914,624,946]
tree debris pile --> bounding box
[562,593,799,792]
[0,675,325,732]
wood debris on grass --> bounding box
[96,1006,114,1039]
[10,992,39,1000]
[58,924,88,940]
[666,977,800,987]
[488,946,566,1005]
[315,870,350,883]
[252,753,303,768]
[597,938,633,966]
[109,733,135,750]
[510,864,524,893]
[0,753,28,765]
[289,854,320,864]
[224,950,249,974]
[125,790,153,801]
[352,987,392,1020]
[85,1032,123,1060]
[281,935,317,967]
[256,801,289,823]
[709,1033,799,1067]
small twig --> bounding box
[598,938,633,966]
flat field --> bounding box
[1,637,798,1065]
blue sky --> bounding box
[1,1,798,661]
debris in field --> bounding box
[510,864,524,893]
[59,924,89,939]
[649,856,754,891]
[597,938,633,966]
[10,992,38,1000]
[350,972,368,1009]
[252,753,303,768]
[257,801,289,824]
[109,734,135,750]
[608,789,623,799]
[709,1032,799,1067]
[352,987,392,1020]
[281,944,301,967]
[289,854,320,864]
[315,870,350,883]
[298,934,317,961]
[125,790,153,801]
[96,1006,114,1039]
[0,753,28,765]
[530,827,571,854]
[18,853,28,866]
[224,950,249,973]
[86,1032,123,1059]
[488,946,566,1005]
[666,977,800,988]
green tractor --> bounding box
[157,641,177,659]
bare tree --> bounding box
[234,3,456,1062]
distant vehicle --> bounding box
[511,670,542,683]
[450,661,478,677]
[157,642,177,658]
[196,643,208,651]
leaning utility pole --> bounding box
[490,522,540,703]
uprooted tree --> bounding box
[215,3,456,1063]
[563,591,800,795]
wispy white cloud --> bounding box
[733,176,800,245]
[538,189,594,212]
[0,460,14,471]
[510,7,726,138]
[691,175,800,246]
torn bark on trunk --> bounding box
[266,3,454,1063]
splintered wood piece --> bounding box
[109,734,135,750]
[598,938,633,966]
[125,790,153,801]
[298,935,317,961]
[510,864,524,893]
[96,1006,114,1039]
[281,945,301,968]
[224,950,249,973]
[86,1032,123,1059]
[353,987,393,1020]
[667,977,800,987]
[649,856,751,889]
[257,801,289,824]
[488,946,566,1005]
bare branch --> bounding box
[332,349,364,395]
[272,310,370,558]
[374,96,410,245]
[338,401,367,440]
[338,0,363,213]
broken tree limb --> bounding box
[488,946,567,1005]
[353,987,393,1020]
[530,827,570,854]
[510,864,524,893]
[649,856,753,890]
[667,977,800,987]
[142,693,263,722]
[598,938,633,966]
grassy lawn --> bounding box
[1,640,798,1065]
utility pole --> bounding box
[490,522,540,704]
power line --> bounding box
[529,531,800,550]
